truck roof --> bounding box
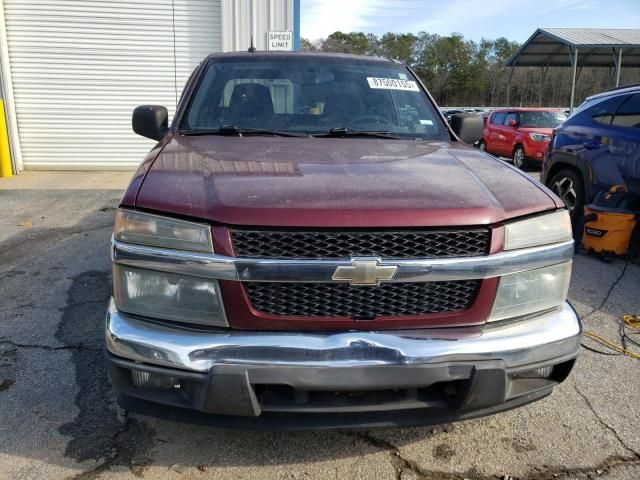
[204,51,401,64]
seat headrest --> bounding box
[228,83,274,118]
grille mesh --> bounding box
[232,229,489,259]
[244,281,480,319]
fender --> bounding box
[544,150,592,202]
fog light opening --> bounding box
[131,370,181,389]
[512,366,554,379]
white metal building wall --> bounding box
[221,0,293,52]
[2,0,221,169]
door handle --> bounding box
[582,140,600,150]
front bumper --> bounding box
[524,141,550,162]
[106,300,581,427]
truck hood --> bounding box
[132,135,559,227]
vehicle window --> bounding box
[571,98,595,116]
[504,113,518,125]
[180,57,448,140]
[583,95,629,125]
[490,112,506,125]
[612,93,640,129]
[518,111,566,128]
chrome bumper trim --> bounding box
[105,299,581,373]
[112,238,574,283]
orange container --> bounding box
[583,207,637,255]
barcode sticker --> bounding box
[367,77,419,91]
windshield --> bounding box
[180,56,448,140]
[519,111,566,128]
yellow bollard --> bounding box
[0,99,12,177]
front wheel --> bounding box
[548,168,585,224]
[512,145,526,169]
[478,140,486,151]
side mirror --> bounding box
[132,105,168,140]
[450,113,484,144]
[508,119,518,127]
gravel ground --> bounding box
[0,170,639,480]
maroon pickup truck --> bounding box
[106,52,580,428]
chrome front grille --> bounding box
[231,229,490,259]
[244,281,481,319]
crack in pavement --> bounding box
[1,299,108,314]
[0,339,100,353]
[573,381,640,458]
[523,455,640,480]
[69,412,153,480]
[341,430,478,480]
[344,429,640,480]
[582,261,629,320]
[0,269,25,281]
[2,305,67,312]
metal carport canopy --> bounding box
[506,28,640,111]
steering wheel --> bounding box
[348,115,393,128]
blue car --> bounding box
[542,84,640,225]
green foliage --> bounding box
[413,32,480,104]
[321,31,376,55]
[377,33,418,64]
[300,37,317,52]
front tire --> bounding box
[513,145,526,169]
[478,140,486,152]
[548,168,585,225]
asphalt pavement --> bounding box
[0,170,639,480]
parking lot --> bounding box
[1,170,639,480]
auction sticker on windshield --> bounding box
[367,77,419,91]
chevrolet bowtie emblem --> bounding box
[332,258,398,286]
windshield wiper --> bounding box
[179,124,307,137]
[312,127,403,139]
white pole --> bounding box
[616,48,623,87]
[506,65,514,105]
[570,48,578,114]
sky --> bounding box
[301,0,640,43]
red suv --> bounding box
[480,108,566,169]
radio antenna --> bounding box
[248,36,256,53]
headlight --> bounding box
[528,133,551,142]
[489,262,572,322]
[504,210,572,251]
[114,209,212,252]
[113,265,227,326]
